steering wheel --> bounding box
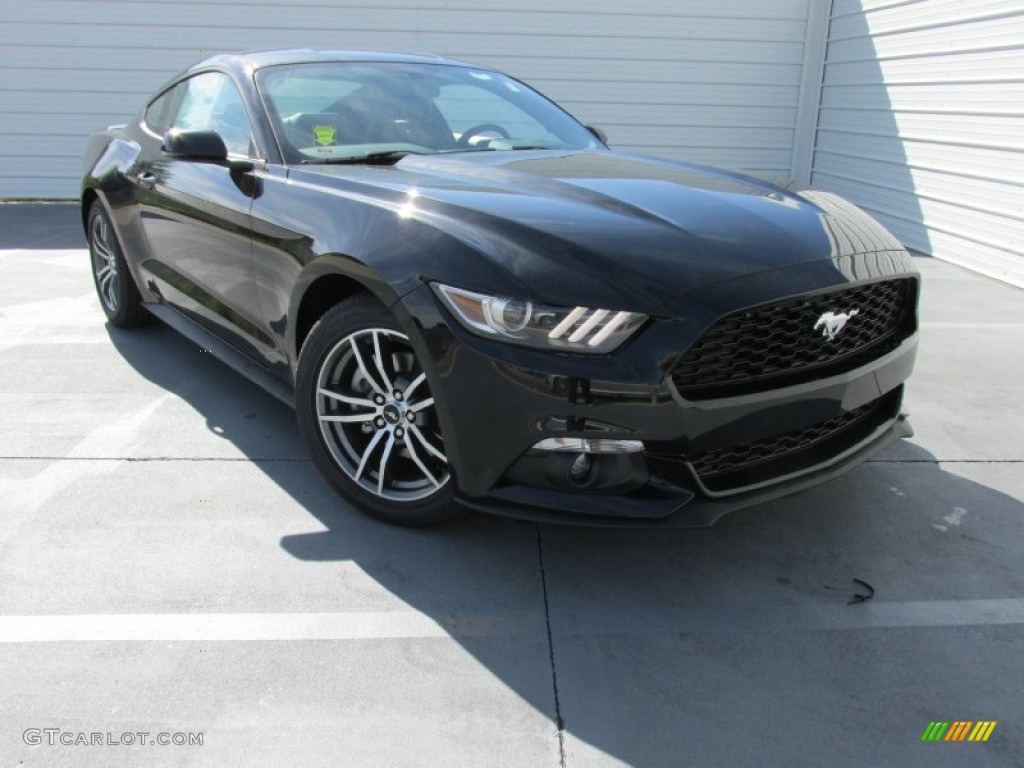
[456,123,511,147]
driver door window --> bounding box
[172,72,255,156]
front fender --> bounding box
[80,134,159,304]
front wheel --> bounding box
[295,296,460,526]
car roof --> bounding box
[187,48,481,76]
[146,49,492,113]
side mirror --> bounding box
[585,125,608,145]
[162,129,253,171]
[162,129,228,161]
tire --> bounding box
[87,200,151,328]
[296,295,460,526]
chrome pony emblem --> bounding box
[814,309,859,341]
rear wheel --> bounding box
[296,296,459,526]
[87,201,150,327]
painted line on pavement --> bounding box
[551,598,1024,637]
[0,611,543,642]
[2,599,1022,643]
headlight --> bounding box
[433,283,647,353]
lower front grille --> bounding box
[685,388,902,494]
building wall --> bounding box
[0,0,813,198]
[812,0,1024,287]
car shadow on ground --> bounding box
[107,318,1024,766]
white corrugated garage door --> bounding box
[812,0,1024,287]
[0,0,814,198]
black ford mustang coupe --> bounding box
[82,50,918,527]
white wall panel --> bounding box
[0,0,813,198]
[812,0,1024,287]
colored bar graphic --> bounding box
[970,722,998,742]
[945,721,972,741]
[922,721,996,742]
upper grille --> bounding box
[671,279,916,400]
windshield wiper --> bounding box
[304,145,556,165]
[302,150,421,166]
[437,147,496,154]
[437,145,555,155]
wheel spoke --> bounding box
[408,397,434,413]
[350,337,386,395]
[93,237,111,262]
[408,424,447,463]
[92,217,112,261]
[371,331,395,391]
[320,413,375,424]
[97,264,117,309]
[354,429,387,481]
[95,217,108,248]
[376,434,397,495]
[317,387,375,409]
[404,372,427,400]
[403,431,441,488]
[103,272,118,309]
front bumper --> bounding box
[458,411,912,528]
[397,254,919,528]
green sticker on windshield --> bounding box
[313,124,336,147]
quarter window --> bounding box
[171,72,255,156]
[144,85,181,136]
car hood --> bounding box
[295,150,905,313]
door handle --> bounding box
[135,171,157,189]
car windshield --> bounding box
[255,61,599,163]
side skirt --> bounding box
[143,302,295,408]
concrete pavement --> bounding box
[0,202,1022,767]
